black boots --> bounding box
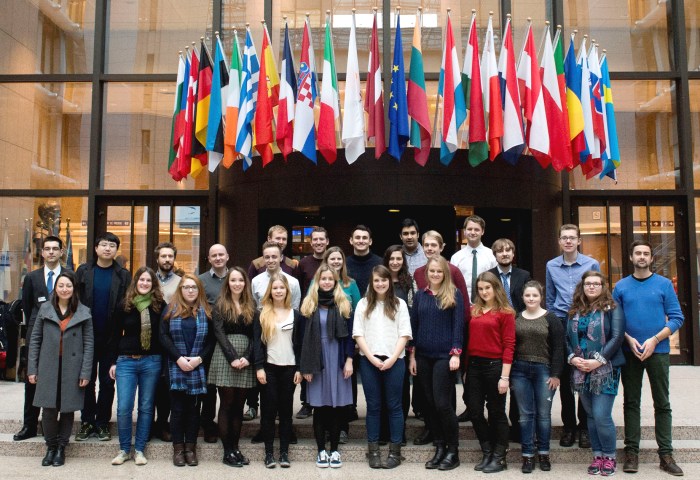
[425,443,446,469]
[521,456,535,473]
[367,442,382,469]
[41,447,57,466]
[475,442,493,471]
[483,445,508,473]
[437,444,460,471]
[383,442,403,469]
[52,446,65,466]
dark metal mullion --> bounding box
[645,202,651,239]
[207,0,224,252]
[0,74,93,83]
[552,0,570,224]
[129,200,136,275]
[604,201,612,286]
[170,202,175,244]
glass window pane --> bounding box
[106,0,212,74]
[686,1,700,71]
[105,205,148,275]
[158,204,201,275]
[689,82,700,188]
[569,80,679,190]
[0,196,88,302]
[0,0,95,74]
[102,82,208,190]
[564,0,671,71]
[0,83,91,190]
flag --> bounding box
[388,12,409,162]
[482,15,503,161]
[188,44,208,177]
[168,53,186,180]
[553,28,573,170]
[173,50,191,179]
[342,11,365,164]
[20,221,32,286]
[223,30,242,168]
[65,224,74,271]
[587,41,605,178]
[578,36,594,172]
[540,25,572,171]
[517,22,550,168]
[365,11,385,159]
[462,13,487,166]
[407,8,431,166]
[293,17,318,164]
[564,33,585,167]
[276,21,297,161]
[206,35,229,172]
[497,16,525,165]
[235,27,260,169]
[438,12,466,165]
[318,14,340,164]
[193,39,213,173]
[1,229,10,299]
[255,24,278,166]
[599,52,620,180]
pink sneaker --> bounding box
[588,456,603,475]
[601,457,617,476]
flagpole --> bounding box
[432,8,451,148]
[538,21,550,61]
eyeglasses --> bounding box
[583,282,603,288]
[559,236,578,242]
[181,285,199,291]
[98,242,118,249]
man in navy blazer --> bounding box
[14,235,64,441]
[488,238,532,443]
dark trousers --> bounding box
[81,348,115,428]
[199,383,217,431]
[417,355,459,446]
[467,357,509,451]
[153,367,171,430]
[246,384,259,410]
[42,408,73,448]
[260,363,295,454]
[558,317,587,431]
[218,386,248,452]
[170,390,201,444]
[22,380,40,431]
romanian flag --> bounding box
[462,12,487,166]
[255,24,277,166]
[168,53,186,180]
[438,11,465,166]
[276,21,296,161]
[498,16,525,165]
[365,11,385,158]
[318,14,340,164]
[223,30,242,168]
[206,35,229,172]
[388,11,409,162]
[564,34,585,168]
[407,8,431,166]
[481,14,503,161]
[599,52,620,180]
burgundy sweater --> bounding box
[467,309,516,364]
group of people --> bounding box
[15,218,684,477]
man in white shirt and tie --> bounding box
[450,215,497,303]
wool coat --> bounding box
[28,302,94,412]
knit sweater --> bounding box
[612,273,684,354]
[468,309,516,363]
[410,289,464,359]
[514,311,565,378]
[345,252,382,297]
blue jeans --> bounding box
[115,355,161,452]
[359,356,405,444]
[579,389,618,458]
[510,360,556,456]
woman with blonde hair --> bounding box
[299,265,354,468]
[467,271,516,473]
[209,267,257,467]
[160,274,214,467]
[253,274,303,468]
[408,256,464,471]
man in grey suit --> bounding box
[14,235,63,441]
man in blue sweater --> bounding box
[613,240,684,476]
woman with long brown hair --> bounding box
[209,267,257,467]
[108,267,165,466]
[160,274,214,467]
[323,246,361,309]
[567,271,625,476]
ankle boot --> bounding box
[521,456,535,473]
[383,442,403,469]
[173,444,186,467]
[437,444,460,471]
[425,443,446,469]
[367,442,382,469]
[184,443,198,466]
[475,442,493,471]
[483,446,508,473]
[42,447,57,466]
[52,446,66,467]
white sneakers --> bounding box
[316,450,329,468]
[111,450,130,465]
[134,451,148,466]
[329,451,342,468]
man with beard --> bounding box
[155,242,181,303]
[248,225,298,280]
[400,218,427,276]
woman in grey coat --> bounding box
[28,270,94,467]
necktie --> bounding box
[47,270,54,294]
[471,249,478,303]
[502,272,512,306]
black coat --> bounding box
[489,266,532,315]
[22,267,61,343]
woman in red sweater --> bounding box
[467,271,516,473]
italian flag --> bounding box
[318,15,339,164]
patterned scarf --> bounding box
[168,306,209,395]
[569,310,614,395]
[133,293,153,350]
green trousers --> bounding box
[621,351,673,456]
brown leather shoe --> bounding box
[623,453,639,473]
[659,454,683,476]
[184,443,198,466]
[172,444,186,467]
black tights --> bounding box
[218,386,248,452]
[313,406,343,452]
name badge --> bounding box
[38,296,47,303]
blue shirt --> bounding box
[545,252,600,319]
[612,273,684,354]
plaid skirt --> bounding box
[208,334,255,388]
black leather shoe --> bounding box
[437,445,460,471]
[223,452,242,467]
[233,449,250,465]
[521,456,535,473]
[52,446,65,466]
[14,426,37,441]
[42,448,57,466]
[425,444,446,469]
[578,429,591,449]
[559,430,575,447]
[456,409,471,422]
[538,454,552,471]
[413,428,434,445]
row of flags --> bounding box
[168,10,620,181]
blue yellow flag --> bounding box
[388,13,409,161]
[599,53,620,180]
